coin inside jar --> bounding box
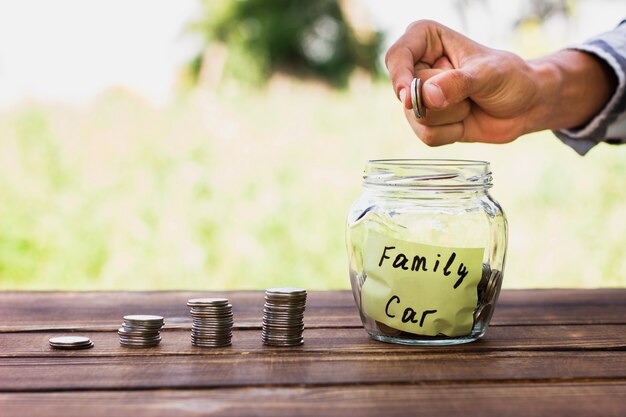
[473,303,493,325]
[375,321,402,337]
[410,77,425,119]
[485,269,502,303]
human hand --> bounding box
[386,20,541,146]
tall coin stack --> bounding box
[188,298,233,347]
[119,315,164,348]
[262,287,307,347]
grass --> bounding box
[0,78,625,290]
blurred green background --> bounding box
[0,0,625,290]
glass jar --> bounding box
[346,159,507,345]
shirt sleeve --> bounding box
[553,20,626,155]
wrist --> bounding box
[526,54,566,133]
[527,50,617,132]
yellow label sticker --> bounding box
[361,231,484,337]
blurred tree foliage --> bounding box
[188,0,384,87]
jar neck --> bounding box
[364,187,488,201]
[362,159,492,198]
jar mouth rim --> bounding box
[364,159,492,190]
[367,159,488,167]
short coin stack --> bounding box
[262,287,307,347]
[410,77,425,119]
[118,315,164,348]
[188,298,233,347]
[49,336,94,350]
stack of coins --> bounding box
[118,315,164,348]
[49,336,94,350]
[188,298,233,347]
[410,77,425,119]
[485,269,502,303]
[474,265,502,325]
[262,287,307,347]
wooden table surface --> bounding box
[1,289,626,416]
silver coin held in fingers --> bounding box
[411,77,426,119]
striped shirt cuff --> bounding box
[553,21,626,155]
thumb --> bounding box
[422,68,480,110]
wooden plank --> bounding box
[0,291,358,331]
[493,288,626,325]
[2,382,626,417]
[2,351,626,391]
[1,325,626,358]
[1,289,626,332]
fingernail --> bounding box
[399,88,406,104]
[424,83,444,108]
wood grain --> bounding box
[0,291,358,331]
[2,290,626,417]
[1,325,626,358]
[2,351,626,391]
[1,290,625,333]
[2,383,626,417]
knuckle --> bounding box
[384,44,405,71]
[406,19,439,33]
[405,21,420,33]
[451,70,472,96]
[478,53,514,82]
[448,69,464,83]
[384,45,394,66]
[419,128,439,147]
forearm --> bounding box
[528,50,618,132]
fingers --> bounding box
[422,67,481,110]
[404,108,466,146]
[386,44,421,109]
[386,18,490,113]
[385,21,439,109]
[413,68,470,120]
[400,67,471,147]
[418,101,471,126]
[386,20,479,109]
